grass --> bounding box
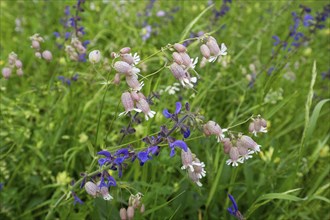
[0,0,329,220]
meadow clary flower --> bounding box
[163,102,181,119]
[72,191,84,205]
[227,194,244,220]
[169,140,188,157]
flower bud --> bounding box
[121,92,134,112]
[120,47,131,54]
[170,62,185,79]
[172,52,183,65]
[136,99,156,120]
[115,61,132,74]
[84,181,99,197]
[140,204,145,213]
[228,147,240,166]
[200,44,211,59]
[181,147,193,171]
[127,206,134,220]
[89,50,101,64]
[8,52,17,65]
[179,52,192,68]
[173,43,187,52]
[203,121,223,142]
[31,40,40,50]
[2,67,12,79]
[16,68,23,76]
[206,37,220,56]
[130,91,140,101]
[222,138,232,154]
[120,208,127,220]
[121,54,134,65]
[236,135,261,153]
[100,186,113,200]
[15,60,23,69]
[126,75,143,91]
[113,73,121,85]
[35,52,42,59]
[42,50,52,61]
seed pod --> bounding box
[120,208,128,220]
[172,52,183,65]
[115,61,132,74]
[174,43,187,52]
[2,67,12,79]
[200,44,211,59]
[120,47,131,54]
[206,37,220,55]
[179,52,192,68]
[121,92,134,112]
[84,181,99,197]
[127,206,134,220]
[89,50,101,64]
[42,50,53,61]
[170,62,185,79]
[121,54,134,65]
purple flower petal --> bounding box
[175,102,182,114]
[137,151,149,164]
[98,158,107,167]
[97,150,111,158]
[114,157,125,165]
[163,109,172,118]
[170,140,188,152]
[170,147,176,157]
[114,148,129,156]
[107,176,116,187]
[228,194,238,212]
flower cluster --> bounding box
[200,36,227,63]
[119,193,145,220]
[65,37,88,62]
[181,148,206,187]
[169,43,198,88]
[29,34,52,61]
[1,52,23,79]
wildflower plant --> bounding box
[1,1,329,220]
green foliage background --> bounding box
[0,0,329,219]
